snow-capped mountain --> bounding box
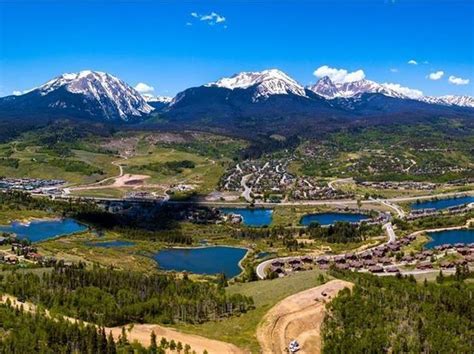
[0,70,153,121]
[142,94,173,103]
[205,69,307,101]
[308,76,405,99]
[420,95,474,108]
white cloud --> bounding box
[428,71,444,80]
[134,82,154,94]
[190,11,226,26]
[448,75,469,85]
[390,68,399,73]
[407,59,418,65]
[313,65,365,84]
[382,83,424,99]
[12,90,22,96]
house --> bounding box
[301,256,313,263]
[364,259,376,267]
[385,266,399,273]
[334,255,346,263]
[368,265,384,273]
[271,260,285,267]
[315,256,329,264]
[288,258,302,266]
[5,255,18,264]
[416,262,433,270]
[0,236,7,245]
[349,261,362,269]
[360,251,372,259]
[335,263,349,270]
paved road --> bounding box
[378,199,406,218]
[240,173,253,202]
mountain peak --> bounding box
[308,77,406,99]
[206,68,307,101]
[26,70,154,121]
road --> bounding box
[327,177,353,191]
[240,173,253,202]
[378,199,406,218]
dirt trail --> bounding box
[257,279,353,354]
[1,294,245,354]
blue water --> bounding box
[153,246,247,278]
[300,212,370,226]
[0,218,87,243]
[411,196,474,210]
[220,208,273,227]
[425,229,474,249]
[87,240,135,248]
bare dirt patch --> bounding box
[257,279,353,354]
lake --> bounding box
[86,240,135,248]
[300,212,371,226]
[0,218,87,243]
[220,208,273,227]
[153,246,248,278]
[425,229,474,249]
[411,196,474,210]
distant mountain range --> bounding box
[0,69,473,129]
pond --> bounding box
[300,212,371,226]
[411,196,474,210]
[153,246,248,278]
[0,218,87,243]
[425,229,474,249]
[86,240,135,248]
[220,208,273,227]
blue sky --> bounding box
[0,0,473,97]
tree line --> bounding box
[0,264,254,327]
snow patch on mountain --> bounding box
[206,69,307,101]
[142,94,173,103]
[308,76,406,99]
[420,95,474,108]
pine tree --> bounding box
[150,331,158,353]
[107,331,117,354]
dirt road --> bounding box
[257,280,353,354]
[1,294,245,354]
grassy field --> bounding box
[175,269,330,352]
[0,143,118,185]
[0,208,54,225]
[123,147,226,194]
[37,231,160,273]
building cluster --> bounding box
[220,158,295,196]
[408,203,473,219]
[0,235,58,267]
[0,178,65,192]
[266,235,474,278]
[357,181,436,191]
[290,178,352,200]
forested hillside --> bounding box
[322,272,474,353]
[0,264,254,327]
